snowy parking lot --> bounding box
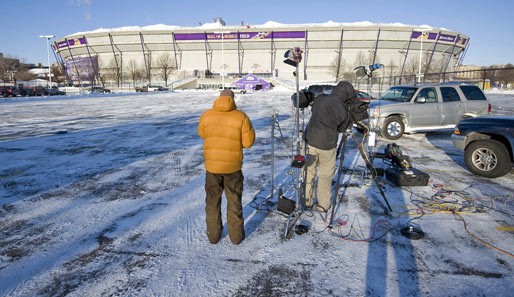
[1,89,513,296]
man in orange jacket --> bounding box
[198,89,255,244]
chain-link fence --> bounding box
[353,67,514,93]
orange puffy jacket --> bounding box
[198,94,255,174]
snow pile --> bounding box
[71,20,439,37]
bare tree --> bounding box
[0,56,6,82]
[388,59,397,86]
[50,64,66,84]
[127,59,143,88]
[433,57,447,73]
[329,55,346,82]
[342,65,356,82]
[108,58,122,87]
[156,53,176,87]
[481,66,495,88]
[404,58,419,83]
[96,58,108,87]
[17,67,37,82]
[0,54,21,83]
[498,63,514,88]
[354,51,366,67]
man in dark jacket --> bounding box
[304,81,354,212]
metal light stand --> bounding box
[283,61,303,238]
[260,113,287,210]
[281,47,305,238]
[270,114,276,205]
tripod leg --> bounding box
[351,132,393,214]
[329,131,349,226]
[301,151,307,209]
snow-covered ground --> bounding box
[0,89,513,296]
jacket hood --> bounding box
[213,95,237,112]
[332,81,355,100]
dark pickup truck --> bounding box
[452,116,514,178]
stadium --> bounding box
[52,19,469,88]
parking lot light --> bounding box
[414,28,429,83]
[214,31,229,89]
[39,35,55,87]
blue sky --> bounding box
[2,0,512,66]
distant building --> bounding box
[29,68,50,78]
[0,52,21,68]
[455,65,483,80]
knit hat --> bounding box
[220,89,234,97]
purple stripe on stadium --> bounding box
[174,31,306,41]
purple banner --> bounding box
[64,56,98,82]
[174,31,305,41]
[411,32,465,45]
[56,37,86,49]
[411,31,438,40]
[437,33,457,43]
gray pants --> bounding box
[304,144,336,211]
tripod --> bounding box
[325,64,390,224]
[328,126,393,227]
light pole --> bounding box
[215,31,229,89]
[415,29,428,83]
[39,35,55,87]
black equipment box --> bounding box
[277,196,296,215]
[385,167,429,187]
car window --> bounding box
[382,87,418,102]
[307,85,334,96]
[356,91,369,99]
[415,88,438,103]
[323,87,334,95]
[440,87,461,102]
[459,86,487,101]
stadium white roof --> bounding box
[70,21,444,37]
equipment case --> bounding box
[385,167,429,187]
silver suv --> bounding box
[368,83,491,139]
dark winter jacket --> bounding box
[304,81,354,150]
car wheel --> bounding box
[382,116,404,140]
[464,139,512,178]
[460,115,473,122]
